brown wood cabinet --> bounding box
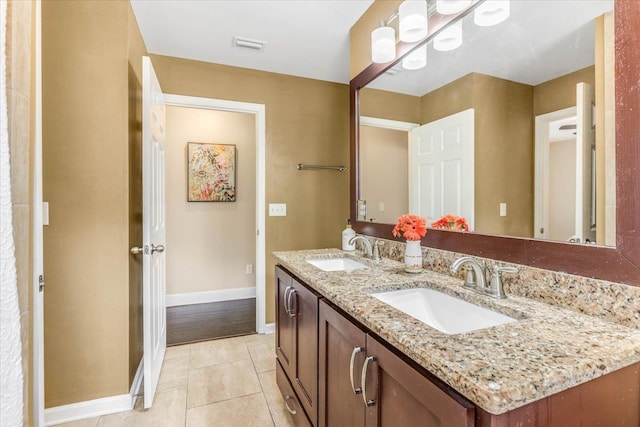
[319,300,475,427]
[275,266,319,426]
[277,360,312,427]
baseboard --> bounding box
[45,359,144,426]
[44,394,132,426]
[166,287,256,307]
[263,323,276,334]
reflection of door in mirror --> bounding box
[408,109,474,230]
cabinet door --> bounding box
[318,300,367,427]
[363,336,475,427]
[291,278,319,425]
[276,266,295,376]
[277,360,312,427]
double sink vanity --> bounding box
[273,248,640,426]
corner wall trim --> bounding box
[129,359,144,408]
[263,323,276,334]
[44,394,132,426]
[166,287,257,307]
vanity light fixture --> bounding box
[399,0,428,42]
[402,44,427,70]
[434,20,463,51]
[436,0,472,15]
[474,0,510,27]
[371,23,396,63]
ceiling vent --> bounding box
[233,36,266,51]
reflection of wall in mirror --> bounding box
[359,125,409,224]
[359,67,597,239]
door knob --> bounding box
[151,244,165,254]
[130,246,144,255]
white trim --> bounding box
[534,107,576,239]
[263,323,276,334]
[162,94,267,333]
[33,1,45,426]
[166,287,257,307]
[360,116,419,131]
[44,395,132,426]
[129,359,144,408]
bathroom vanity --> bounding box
[273,250,640,427]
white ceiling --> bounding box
[368,0,614,96]
[130,0,374,84]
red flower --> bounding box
[392,214,427,241]
[431,214,470,232]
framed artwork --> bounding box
[187,142,236,202]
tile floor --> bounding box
[57,333,295,427]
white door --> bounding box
[409,109,474,229]
[575,82,596,243]
[142,56,167,408]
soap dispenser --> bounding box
[342,219,356,251]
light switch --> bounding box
[499,203,507,217]
[269,203,287,216]
[43,202,50,226]
[379,202,385,212]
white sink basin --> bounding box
[306,257,369,272]
[372,288,516,335]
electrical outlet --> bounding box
[500,203,507,217]
[269,203,286,216]
[246,264,253,274]
[379,202,385,212]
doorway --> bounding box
[162,95,267,345]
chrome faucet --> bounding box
[450,257,518,299]
[348,236,381,261]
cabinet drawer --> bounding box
[277,360,312,427]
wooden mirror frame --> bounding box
[350,0,639,286]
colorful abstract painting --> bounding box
[187,142,236,202]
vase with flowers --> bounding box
[431,214,470,232]
[392,214,427,273]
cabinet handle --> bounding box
[361,356,376,407]
[284,286,293,316]
[349,347,363,394]
[287,289,297,318]
[284,395,297,415]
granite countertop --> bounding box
[273,249,640,415]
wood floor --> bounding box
[167,298,256,346]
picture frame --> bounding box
[187,142,237,202]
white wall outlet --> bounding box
[269,203,286,216]
[43,202,50,226]
[500,202,507,217]
[246,264,253,274]
[379,202,385,212]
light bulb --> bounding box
[434,21,463,51]
[402,44,427,70]
[399,0,428,43]
[474,0,510,27]
[436,0,472,15]
[371,26,396,63]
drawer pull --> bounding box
[284,286,293,316]
[287,289,297,318]
[349,347,363,394]
[284,395,297,415]
[361,356,376,407]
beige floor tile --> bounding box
[157,355,189,393]
[97,388,186,427]
[55,417,100,427]
[189,336,250,369]
[244,333,276,348]
[272,411,296,427]
[186,393,273,427]
[188,359,262,408]
[249,343,276,373]
[258,371,288,416]
[165,344,191,360]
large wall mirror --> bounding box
[350,0,640,286]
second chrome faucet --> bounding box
[348,236,382,262]
[450,257,518,299]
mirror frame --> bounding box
[350,0,640,286]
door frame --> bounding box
[163,94,268,334]
[534,106,576,240]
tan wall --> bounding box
[359,125,408,224]
[150,54,350,324]
[350,0,402,80]
[533,66,595,116]
[360,87,421,123]
[42,0,146,407]
[7,0,34,423]
[420,73,534,237]
[165,107,256,296]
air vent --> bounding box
[233,36,266,51]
